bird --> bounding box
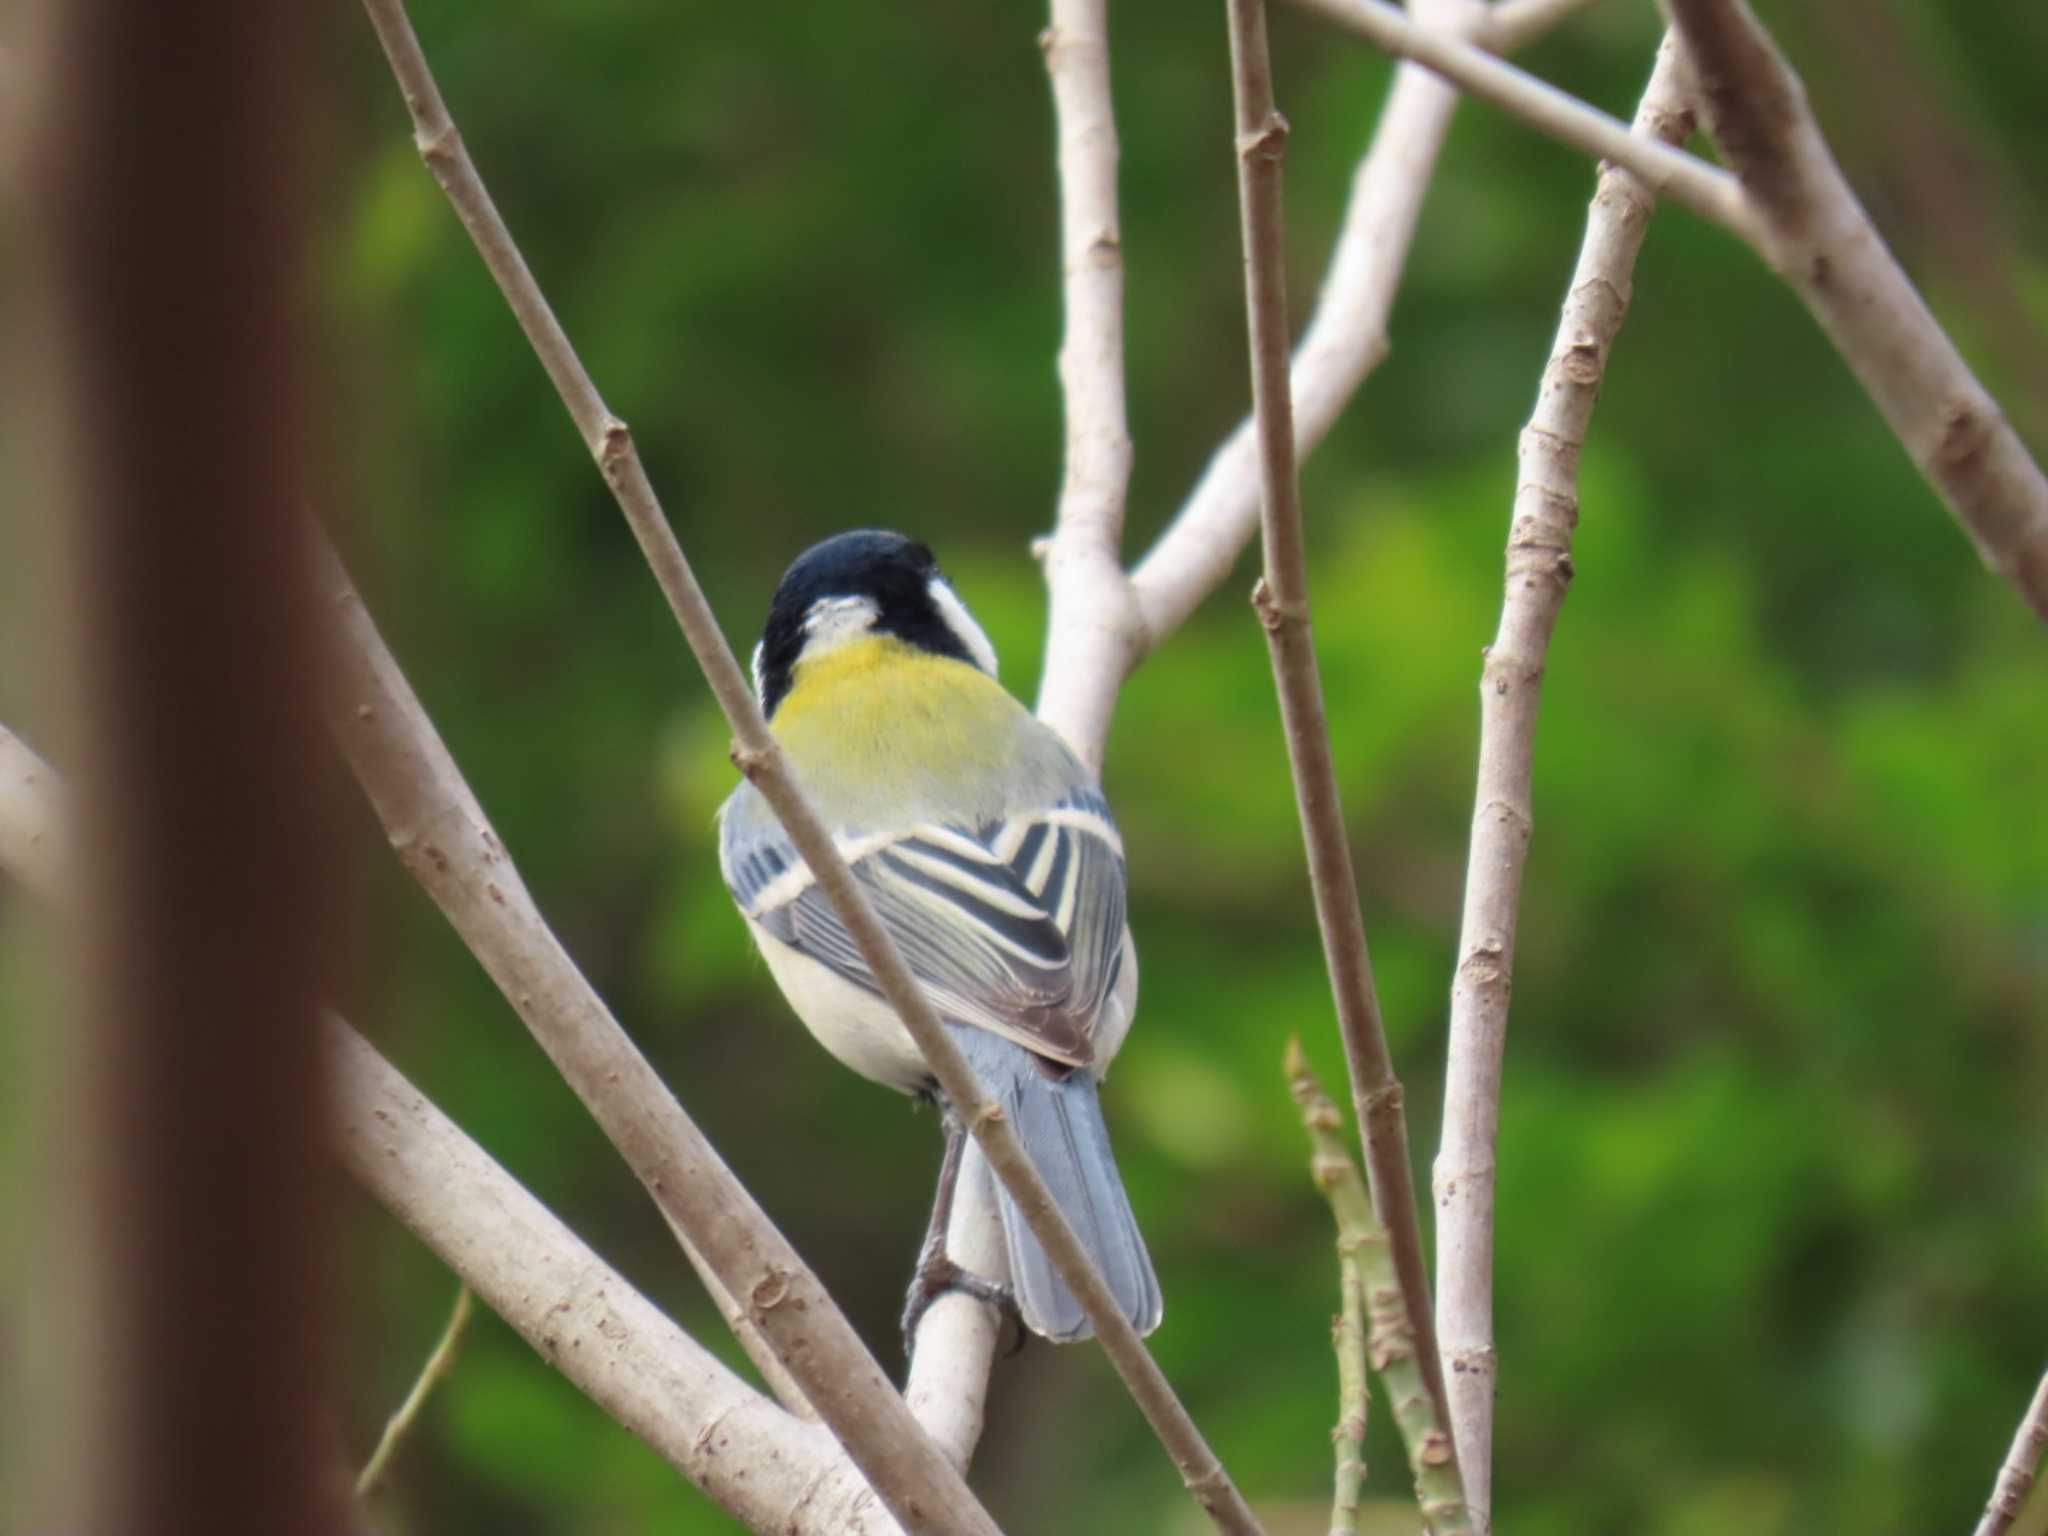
[717,529,1161,1345]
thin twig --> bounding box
[1129,0,1582,694]
[1278,0,1755,238]
[327,1023,911,1536]
[1330,1219,1368,1536]
[1288,1042,1470,1535]
[1976,1370,2048,1536]
[1662,0,2048,621]
[355,1283,474,1498]
[316,540,1001,1536]
[1223,0,1459,1478]
[1432,36,1697,1531]
[1032,0,1146,772]
[353,5,1260,1524]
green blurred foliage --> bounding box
[5,0,2047,1530]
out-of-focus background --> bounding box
[3,0,2046,1531]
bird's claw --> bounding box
[901,1253,1024,1359]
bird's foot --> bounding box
[901,1253,1024,1360]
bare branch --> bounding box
[315,539,1001,1536]
[1130,0,1582,662]
[1663,0,2048,622]
[903,1162,1007,1473]
[1976,1370,2048,1536]
[1033,0,1145,772]
[1277,0,1754,237]
[1431,39,1697,1530]
[1279,0,2048,623]
[354,3,1261,1525]
[328,1023,910,1536]
[1287,1042,1470,1534]
[1223,0,1459,1486]
[0,724,907,1536]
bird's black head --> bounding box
[752,530,998,717]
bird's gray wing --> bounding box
[722,791,1127,1068]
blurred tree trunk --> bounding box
[42,0,344,1530]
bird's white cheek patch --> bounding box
[927,576,999,677]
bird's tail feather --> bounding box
[954,1028,1162,1342]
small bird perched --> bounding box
[718,530,1161,1344]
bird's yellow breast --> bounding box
[769,636,1061,829]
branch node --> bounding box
[415,122,458,168]
[1236,110,1291,164]
[749,1268,793,1313]
[1309,1149,1352,1192]
[598,415,634,479]
[1250,576,1308,632]
[964,1099,1007,1132]
[1417,1431,1454,1468]
[1359,1080,1405,1118]
[1936,399,1994,472]
[1456,939,1510,991]
[1446,1346,1498,1376]
[1558,340,1602,385]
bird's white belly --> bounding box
[748,919,931,1093]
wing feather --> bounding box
[728,796,1125,1068]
